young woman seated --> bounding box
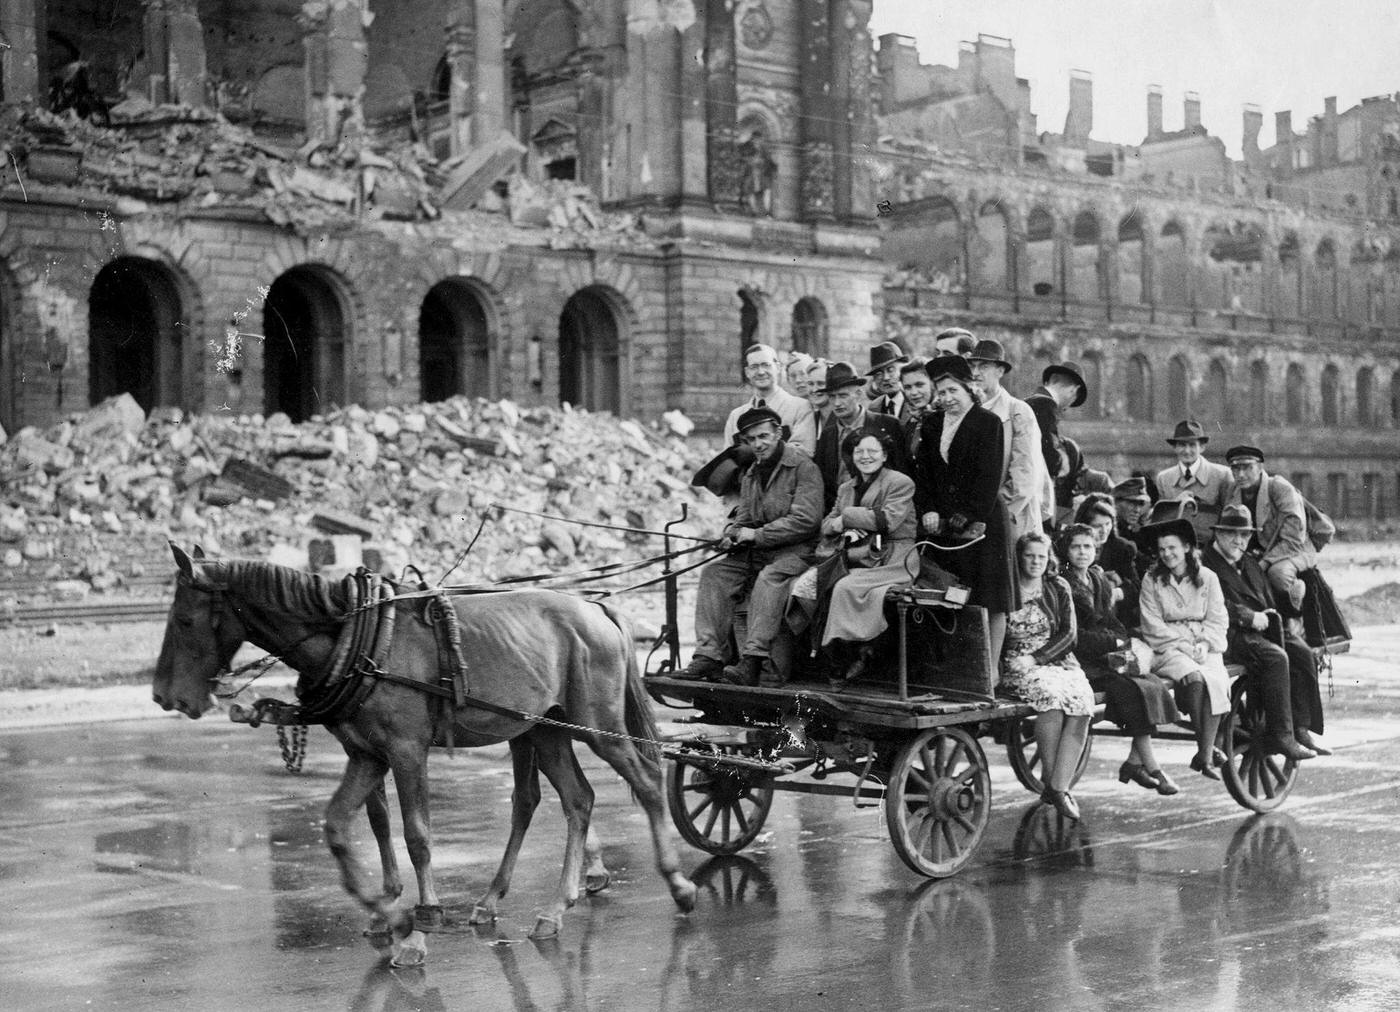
[1059,523,1179,796]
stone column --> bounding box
[298,0,369,149]
[623,0,687,204]
[798,0,835,220]
[702,0,738,207]
[444,3,476,156]
[829,0,873,220]
[0,0,40,103]
[142,0,208,107]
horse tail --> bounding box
[598,602,663,774]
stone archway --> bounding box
[88,256,189,413]
[263,266,351,422]
[559,287,622,414]
[418,278,494,403]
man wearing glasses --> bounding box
[723,343,816,455]
[1201,504,1327,760]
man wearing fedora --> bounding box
[968,337,1054,539]
[1025,361,1088,504]
[723,343,817,456]
[866,340,912,422]
[1223,445,1316,611]
[1156,420,1234,544]
[679,406,823,685]
[1201,504,1326,759]
[813,361,909,512]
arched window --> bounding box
[1126,354,1154,422]
[970,201,1011,292]
[1315,240,1339,319]
[1203,359,1229,426]
[791,297,827,356]
[1167,355,1191,421]
[1024,206,1056,297]
[1205,222,1264,313]
[737,288,762,378]
[1117,213,1145,305]
[884,195,964,293]
[1285,363,1306,424]
[1249,360,1269,424]
[1278,232,1303,318]
[1321,363,1340,425]
[1156,220,1188,306]
[1357,366,1375,427]
[1069,210,1103,302]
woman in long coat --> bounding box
[1139,517,1232,779]
[818,431,918,681]
[914,355,1015,675]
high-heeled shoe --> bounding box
[1146,768,1179,795]
[1189,754,1221,780]
[1044,788,1081,821]
[1118,761,1160,791]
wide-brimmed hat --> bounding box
[691,443,756,496]
[926,355,976,385]
[821,361,867,393]
[1212,503,1259,533]
[1224,444,1265,464]
[1111,476,1151,503]
[968,338,1012,372]
[1042,362,1088,407]
[1166,420,1210,445]
[734,405,782,435]
[1136,496,1199,550]
[1140,516,1197,551]
[865,341,909,376]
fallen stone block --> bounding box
[220,458,295,501]
[71,393,146,449]
[311,509,376,539]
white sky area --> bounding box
[869,0,1400,157]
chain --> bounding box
[276,723,308,773]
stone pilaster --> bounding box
[798,0,834,219]
[298,0,368,148]
[703,0,738,206]
[142,0,208,107]
[444,4,475,156]
[0,0,40,103]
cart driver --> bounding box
[678,406,823,686]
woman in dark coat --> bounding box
[914,355,1015,676]
[1059,523,1180,796]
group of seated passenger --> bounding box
[680,338,1333,824]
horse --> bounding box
[153,544,696,966]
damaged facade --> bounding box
[876,34,1400,521]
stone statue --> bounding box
[738,131,776,217]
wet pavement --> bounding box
[3,706,1400,1012]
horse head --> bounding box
[153,543,246,718]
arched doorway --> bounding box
[559,288,621,414]
[737,288,762,380]
[263,266,350,422]
[418,279,493,403]
[790,297,827,356]
[88,256,188,413]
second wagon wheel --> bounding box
[1004,714,1094,796]
[885,726,991,878]
[1221,680,1299,812]
[667,746,775,855]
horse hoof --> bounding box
[468,903,496,925]
[390,932,427,969]
[584,872,611,894]
[529,915,562,940]
[413,904,445,932]
[672,877,698,913]
[364,925,395,951]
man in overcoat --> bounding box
[1223,444,1316,611]
[1025,361,1087,505]
[812,361,908,512]
[679,407,823,686]
[1155,420,1233,544]
[1200,504,1327,759]
[866,341,912,422]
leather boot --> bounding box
[720,655,763,687]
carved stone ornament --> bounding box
[739,2,774,51]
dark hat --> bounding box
[1111,476,1151,503]
[1212,503,1259,533]
[1042,362,1088,407]
[1166,419,1210,445]
[821,361,867,393]
[1224,444,1265,464]
[865,341,909,376]
[933,327,976,356]
[734,405,782,434]
[968,338,1013,372]
[926,355,976,385]
[691,443,756,496]
[1136,496,1199,550]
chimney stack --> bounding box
[1184,91,1201,131]
[1275,110,1294,173]
[1323,95,1339,164]
[1242,104,1263,163]
[1147,85,1163,139]
[1064,69,1092,144]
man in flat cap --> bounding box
[968,337,1054,539]
[680,406,823,686]
[866,340,912,422]
[1025,361,1088,514]
[1201,504,1326,759]
[723,343,816,456]
[813,361,909,512]
[1155,420,1234,544]
[1223,445,1315,611]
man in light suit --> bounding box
[723,343,816,455]
[1224,444,1316,611]
[1155,420,1233,544]
[967,337,1053,538]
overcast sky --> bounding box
[869,0,1400,157]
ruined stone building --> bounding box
[1,5,1397,520]
[877,34,1400,521]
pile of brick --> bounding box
[0,394,726,607]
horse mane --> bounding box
[210,559,349,624]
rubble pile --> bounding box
[0,394,727,605]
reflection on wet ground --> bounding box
[2,717,1399,1011]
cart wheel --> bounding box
[667,747,775,856]
[885,727,991,878]
[1004,715,1094,796]
[690,855,777,906]
[1221,681,1298,812]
